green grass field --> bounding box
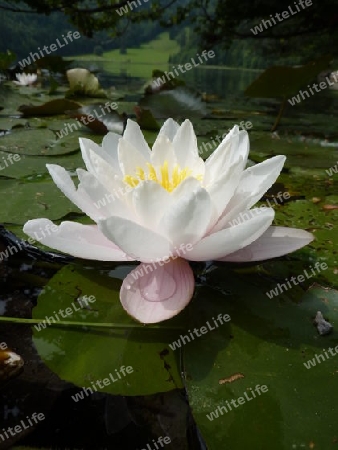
[68,32,181,78]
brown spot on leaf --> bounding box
[219,373,244,385]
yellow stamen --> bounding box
[123,160,197,192]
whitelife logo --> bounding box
[288,72,338,105]
[55,102,118,140]
[303,345,338,369]
[116,0,150,16]
[33,295,96,331]
[206,385,269,421]
[71,365,134,402]
[18,31,81,68]
[266,262,328,299]
[325,161,338,177]
[169,314,231,351]
[0,153,21,171]
[250,0,312,35]
[0,413,45,443]
[152,50,215,88]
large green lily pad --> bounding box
[32,265,184,396]
[0,178,81,224]
[185,270,338,450]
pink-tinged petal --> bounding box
[120,258,195,323]
[23,219,135,261]
[98,216,173,262]
[186,208,275,261]
[218,226,314,262]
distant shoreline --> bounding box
[65,57,262,72]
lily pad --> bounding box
[139,86,208,119]
[0,51,16,71]
[18,99,81,116]
[66,104,126,134]
[245,56,331,98]
[0,178,81,224]
[134,107,161,131]
[32,265,184,396]
[0,128,81,156]
[185,270,338,450]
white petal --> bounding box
[157,118,180,141]
[204,125,240,185]
[132,181,173,229]
[150,134,177,168]
[23,219,134,261]
[171,176,201,198]
[102,132,122,174]
[46,164,100,221]
[120,258,194,323]
[186,208,275,261]
[159,187,213,245]
[123,119,151,160]
[206,159,244,218]
[213,155,286,232]
[76,169,135,221]
[98,216,173,262]
[118,138,149,177]
[232,155,286,208]
[172,119,203,169]
[229,129,250,168]
[88,149,125,193]
[218,227,314,262]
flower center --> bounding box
[123,161,195,192]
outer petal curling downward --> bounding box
[120,258,195,323]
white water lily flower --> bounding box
[23,119,313,323]
[13,73,37,86]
